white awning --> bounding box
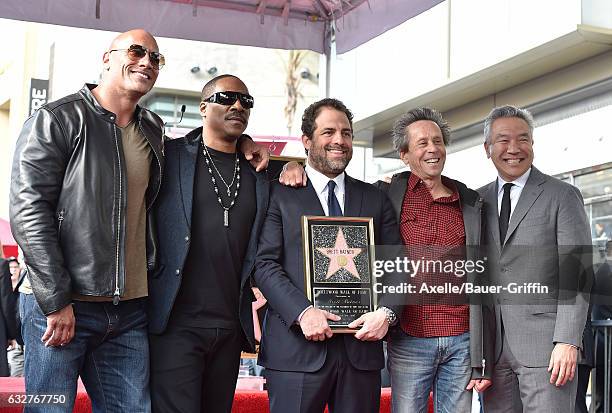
[0,0,443,54]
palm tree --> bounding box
[283,50,306,135]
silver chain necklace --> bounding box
[201,138,240,227]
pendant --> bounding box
[227,188,231,197]
[224,209,229,227]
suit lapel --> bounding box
[504,167,545,245]
[179,136,200,229]
[241,167,269,287]
[461,199,480,246]
[344,175,363,217]
[298,180,326,216]
[388,172,409,221]
[252,168,269,233]
[483,181,501,249]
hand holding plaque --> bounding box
[302,216,377,332]
[299,307,341,341]
[348,308,390,341]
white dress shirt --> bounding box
[305,163,345,216]
[496,168,531,218]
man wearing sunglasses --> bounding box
[10,29,268,413]
[147,74,269,413]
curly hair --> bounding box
[391,107,450,153]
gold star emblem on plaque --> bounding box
[316,228,363,280]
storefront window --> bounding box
[561,163,612,259]
[142,94,201,130]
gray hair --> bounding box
[483,105,535,144]
[391,107,450,153]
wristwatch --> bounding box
[379,306,397,326]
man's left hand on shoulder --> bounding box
[348,309,389,341]
[548,342,578,387]
[239,136,269,171]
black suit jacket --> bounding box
[253,175,401,372]
[147,128,270,353]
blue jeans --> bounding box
[387,329,472,413]
[20,293,151,413]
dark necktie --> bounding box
[499,182,514,243]
[327,180,343,217]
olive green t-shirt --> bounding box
[73,121,151,302]
[119,121,151,300]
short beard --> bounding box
[309,147,351,176]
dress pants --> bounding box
[482,330,577,413]
[149,323,243,413]
[574,364,590,413]
[265,335,381,413]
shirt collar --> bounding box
[305,162,345,196]
[408,173,460,203]
[441,176,460,203]
[497,167,531,195]
[407,171,421,191]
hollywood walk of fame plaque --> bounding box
[302,216,376,332]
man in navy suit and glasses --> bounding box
[254,98,402,413]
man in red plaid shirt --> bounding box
[378,107,495,413]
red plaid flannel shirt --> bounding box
[399,173,470,338]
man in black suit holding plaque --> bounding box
[253,98,401,413]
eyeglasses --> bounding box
[203,91,254,109]
[108,44,165,69]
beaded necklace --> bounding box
[201,139,240,227]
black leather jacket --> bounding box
[10,84,165,315]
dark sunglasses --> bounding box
[109,44,165,69]
[203,91,254,109]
